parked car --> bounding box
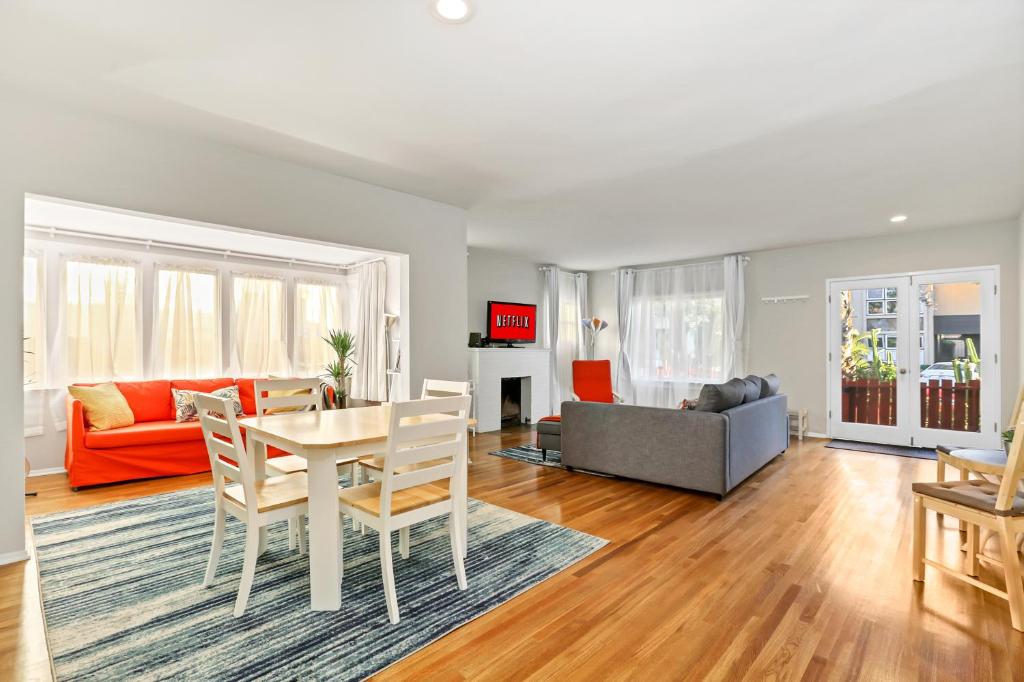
[920,362,954,384]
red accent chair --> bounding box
[571,360,622,403]
[65,377,295,489]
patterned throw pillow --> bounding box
[172,386,243,423]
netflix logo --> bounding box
[487,301,537,342]
[495,314,530,329]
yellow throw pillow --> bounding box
[266,387,314,415]
[68,383,135,431]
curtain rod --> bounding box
[25,224,379,271]
[611,255,750,275]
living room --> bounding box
[2,2,1024,679]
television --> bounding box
[486,300,537,346]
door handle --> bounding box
[899,368,908,375]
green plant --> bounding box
[320,329,356,408]
[841,328,896,381]
[1002,428,1015,444]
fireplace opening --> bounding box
[501,377,523,424]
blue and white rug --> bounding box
[32,489,606,681]
[489,443,564,468]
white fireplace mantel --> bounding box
[468,348,551,433]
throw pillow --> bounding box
[68,382,135,431]
[694,378,747,412]
[744,374,766,398]
[763,373,781,396]
[265,387,316,415]
[173,386,244,423]
[741,378,760,403]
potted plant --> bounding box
[322,329,356,409]
[1002,428,1015,454]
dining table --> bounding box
[238,405,473,611]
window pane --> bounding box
[294,282,342,376]
[23,255,45,386]
[64,260,140,381]
[154,269,220,378]
[232,275,288,376]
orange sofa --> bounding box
[65,377,292,489]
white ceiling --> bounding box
[2,1,1022,270]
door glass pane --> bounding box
[919,282,981,432]
[839,288,898,425]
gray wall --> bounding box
[1,91,467,559]
[589,219,1020,435]
[467,247,545,338]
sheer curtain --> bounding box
[59,258,141,382]
[722,254,746,379]
[294,280,344,377]
[230,274,289,376]
[152,267,220,378]
[352,261,387,401]
[626,261,727,407]
[615,268,636,402]
[544,267,588,413]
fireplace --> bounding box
[467,348,550,432]
[501,377,523,424]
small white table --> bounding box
[239,406,471,611]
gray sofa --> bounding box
[560,394,788,497]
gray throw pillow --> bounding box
[694,378,747,412]
[741,378,760,403]
[763,373,781,397]
[744,374,765,398]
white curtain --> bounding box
[625,261,727,408]
[230,274,289,377]
[294,280,344,377]
[723,255,746,379]
[544,267,588,413]
[352,261,387,401]
[615,268,636,403]
[59,258,141,382]
[152,268,221,378]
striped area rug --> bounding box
[489,443,565,468]
[32,489,606,681]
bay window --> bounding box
[294,280,343,376]
[231,274,289,376]
[153,267,221,378]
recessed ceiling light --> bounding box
[431,0,473,24]
[890,214,908,223]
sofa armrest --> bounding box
[721,394,788,491]
[65,396,86,472]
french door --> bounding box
[827,267,1000,449]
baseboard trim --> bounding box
[806,431,828,439]
[28,467,67,478]
[0,549,30,566]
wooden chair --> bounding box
[339,395,471,624]
[936,385,1024,485]
[256,378,324,476]
[197,393,309,617]
[912,406,1024,631]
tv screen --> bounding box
[487,301,537,344]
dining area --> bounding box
[198,378,475,622]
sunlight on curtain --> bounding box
[63,259,140,381]
[626,261,725,407]
[23,254,45,386]
[546,269,588,411]
[294,280,343,377]
[352,262,388,401]
[231,275,289,377]
[153,268,220,378]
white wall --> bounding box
[589,219,1020,434]
[0,91,467,560]
[466,247,545,338]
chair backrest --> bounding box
[997,400,1024,512]
[379,395,471,520]
[1010,384,1024,427]
[421,379,471,399]
[254,378,322,415]
[196,393,256,506]
[572,360,615,403]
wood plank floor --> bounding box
[3,429,1023,680]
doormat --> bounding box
[826,439,937,460]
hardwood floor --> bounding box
[4,429,1024,680]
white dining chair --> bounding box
[339,395,471,624]
[255,378,324,477]
[197,392,310,617]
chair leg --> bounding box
[352,464,362,532]
[957,467,968,532]
[449,512,468,591]
[966,523,980,577]
[297,515,307,555]
[912,495,926,582]
[339,519,344,584]
[399,527,410,559]
[998,518,1024,632]
[288,518,297,550]
[379,530,400,624]
[203,507,226,587]
[234,524,261,618]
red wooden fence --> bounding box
[841,378,980,431]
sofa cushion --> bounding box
[741,378,760,403]
[173,386,243,422]
[694,378,747,412]
[115,380,173,423]
[170,378,235,394]
[68,383,136,431]
[913,479,1024,516]
[84,419,205,448]
[235,378,258,415]
[763,373,781,397]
